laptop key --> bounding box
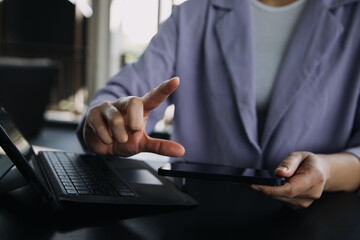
[77,190,91,195]
[66,189,78,195]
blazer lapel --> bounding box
[261,0,345,149]
[213,0,261,153]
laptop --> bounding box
[0,106,196,211]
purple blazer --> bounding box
[78,0,360,170]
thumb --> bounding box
[275,152,307,178]
[143,137,185,157]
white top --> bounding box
[251,0,307,133]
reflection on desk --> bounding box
[0,178,359,240]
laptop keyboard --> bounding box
[43,152,136,197]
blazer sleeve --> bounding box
[344,96,360,159]
[76,6,181,150]
[344,96,360,195]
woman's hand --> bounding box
[251,151,360,209]
[251,152,329,209]
[83,77,185,157]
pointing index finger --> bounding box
[142,77,180,112]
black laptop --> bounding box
[0,106,196,211]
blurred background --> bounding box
[0,0,187,139]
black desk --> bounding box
[0,179,360,240]
[1,124,360,240]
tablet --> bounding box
[158,162,286,186]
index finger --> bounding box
[142,77,180,112]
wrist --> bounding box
[319,153,360,192]
[317,154,332,191]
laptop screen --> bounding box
[0,107,58,204]
[0,107,34,159]
[0,148,13,180]
[0,106,36,177]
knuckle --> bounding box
[88,102,112,118]
[112,97,126,108]
[146,88,155,99]
[286,187,297,199]
[93,125,106,135]
[99,101,113,111]
[101,101,112,108]
[317,172,326,185]
[312,169,326,187]
[128,96,143,106]
[117,134,128,143]
[128,97,144,113]
[129,122,142,132]
[262,188,275,198]
[154,141,162,154]
[108,115,124,128]
[146,140,162,154]
[117,97,127,102]
[86,107,98,119]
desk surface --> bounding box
[0,124,359,240]
[1,180,360,240]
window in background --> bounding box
[109,0,184,76]
[109,0,160,77]
[88,0,187,100]
[0,0,88,125]
[0,0,188,125]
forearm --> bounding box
[321,153,360,192]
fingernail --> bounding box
[277,167,288,172]
[251,185,262,192]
